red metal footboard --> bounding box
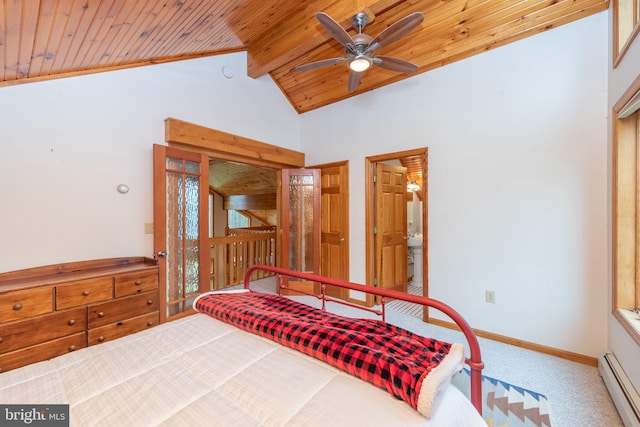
[243,264,484,416]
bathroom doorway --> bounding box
[365,148,428,320]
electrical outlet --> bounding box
[485,290,495,304]
[144,223,154,234]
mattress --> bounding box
[0,314,486,426]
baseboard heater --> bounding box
[599,353,640,427]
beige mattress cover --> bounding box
[0,314,486,426]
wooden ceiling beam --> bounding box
[246,0,408,78]
[224,194,277,210]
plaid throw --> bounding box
[194,290,464,417]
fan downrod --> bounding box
[351,12,369,32]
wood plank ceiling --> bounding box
[0,0,608,114]
[209,159,276,198]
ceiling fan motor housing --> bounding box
[348,34,374,55]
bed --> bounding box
[0,265,485,427]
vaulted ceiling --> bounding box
[0,0,608,114]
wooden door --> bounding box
[375,163,408,296]
[277,169,321,295]
[316,162,349,299]
[153,144,209,322]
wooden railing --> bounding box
[227,226,275,236]
[209,230,276,290]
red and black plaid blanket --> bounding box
[193,290,464,417]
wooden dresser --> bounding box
[0,257,159,372]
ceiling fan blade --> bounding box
[315,12,355,48]
[296,57,347,72]
[369,12,424,51]
[373,56,418,73]
[348,71,362,92]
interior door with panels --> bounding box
[375,163,408,297]
[315,161,349,299]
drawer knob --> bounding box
[0,337,3,344]
[68,319,76,326]
[98,336,105,343]
[13,303,22,311]
[69,345,76,351]
[98,311,105,318]
[147,321,154,327]
[82,290,90,296]
[147,299,153,305]
[135,280,142,286]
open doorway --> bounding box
[365,148,428,320]
[208,159,350,295]
[158,119,352,319]
[208,159,278,289]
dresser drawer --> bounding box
[56,277,113,310]
[0,287,53,322]
[88,311,159,345]
[114,270,158,297]
[88,291,158,328]
[0,332,86,373]
[0,307,86,354]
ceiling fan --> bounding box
[296,11,424,92]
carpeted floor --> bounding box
[451,368,551,427]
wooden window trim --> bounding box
[613,0,640,67]
[613,74,640,346]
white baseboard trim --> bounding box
[599,352,640,427]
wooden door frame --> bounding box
[163,118,351,296]
[163,118,305,295]
[365,148,428,315]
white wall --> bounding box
[0,12,614,360]
[0,53,299,273]
[607,4,640,392]
[300,12,608,357]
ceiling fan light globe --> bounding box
[349,57,372,72]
